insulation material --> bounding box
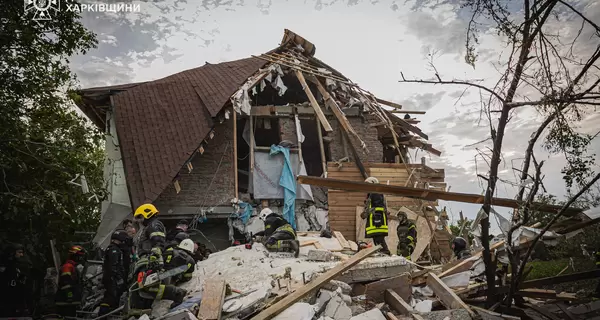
[231,64,285,115]
[295,114,305,144]
[440,271,470,288]
[252,151,313,201]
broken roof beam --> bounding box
[305,74,369,179]
[376,97,403,110]
[390,110,427,115]
[294,70,333,132]
[295,176,583,215]
[249,105,360,117]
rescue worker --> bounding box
[166,220,189,242]
[594,248,600,298]
[254,208,300,257]
[0,243,33,317]
[56,245,86,317]
[164,232,190,268]
[165,239,196,285]
[361,177,391,255]
[128,204,187,316]
[396,212,417,260]
[452,237,471,260]
[99,230,129,316]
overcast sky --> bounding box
[71,0,600,232]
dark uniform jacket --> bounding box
[102,243,125,292]
[165,248,196,284]
[362,193,389,237]
[255,214,293,238]
[138,217,166,256]
[56,260,81,306]
[397,220,417,245]
[166,227,186,242]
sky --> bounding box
[69,0,600,232]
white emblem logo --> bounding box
[24,0,60,21]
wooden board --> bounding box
[427,274,475,317]
[197,279,226,320]
[365,273,411,303]
[334,231,351,249]
[252,245,382,320]
[294,70,332,132]
[385,289,414,315]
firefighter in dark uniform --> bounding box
[166,220,189,243]
[0,243,33,317]
[165,239,196,285]
[255,208,300,257]
[397,212,417,260]
[594,248,600,298]
[98,230,129,316]
[127,204,187,316]
[56,245,86,317]
[361,177,391,255]
[164,232,190,281]
[452,237,472,260]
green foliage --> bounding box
[0,1,103,268]
[448,217,475,243]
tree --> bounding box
[399,0,600,306]
[0,0,103,284]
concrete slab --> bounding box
[349,308,386,320]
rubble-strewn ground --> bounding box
[152,239,411,319]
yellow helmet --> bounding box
[134,203,159,219]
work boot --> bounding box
[290,240,300,258]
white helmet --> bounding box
[179,239,195,253]
[259,208,273,222]
[365,177,379,184]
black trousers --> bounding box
[98,285,123,316]
[372,235,391,255]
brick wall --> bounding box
[155,119,235,207]
[328,115,383,163]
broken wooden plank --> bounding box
[334,231,351,249]
[365,273,411,303]
[385,288,414,315]
[252,245,382,320]
[437,258,476,279]
[197,279,226,320]
[412,314,426,320]
[297,176,581,214]
[300,240,318,247]
[376,97,403,109]
[385,312,400,320]
[516,289,578,301]
[521,269,600,289]
[390,110,427,115]
[294,70,332,132]
[314,241,324,250]
[427,273,475,317]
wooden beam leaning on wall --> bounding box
[294,70,333,132]
[304,74,369,179]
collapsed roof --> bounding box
[74,29,440,209]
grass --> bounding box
[522,257,598,296]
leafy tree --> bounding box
[0,0,103,279]
[448,218,475,244]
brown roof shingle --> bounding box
[112,57,266,209]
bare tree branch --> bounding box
[398,78,506,103]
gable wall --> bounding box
[154,118,235,209]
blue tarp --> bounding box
[269,145,297,230]
[238,200,252,224]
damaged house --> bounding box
[74,29,450,261]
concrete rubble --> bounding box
[146,234,497,320]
